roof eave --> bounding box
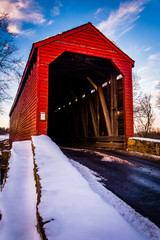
[9,44,37,116]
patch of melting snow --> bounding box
[62,147,136,166]
[94,150,135,166]
[125,149,160,161]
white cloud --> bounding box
[145,46,152,52]
[148,52,160,61]
[96,0,148,40]
[52,0,63,16]
[136,50,160,100]
[27,12,45,25]
[95,8,103,15]
[137,52,160,77]
[53,6,60,16]
[0,0,28,20]
[8,24,23,34]
[46,20,54,26]
[117,24,135,38]
[94,7,104,19]
[137,65,149,74]
[0,0,46,34]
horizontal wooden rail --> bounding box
[83,135,125,142]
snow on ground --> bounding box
[32,135,160,240]
[62,147,135,166]
[124,149,160,161]
[129,137,160,143]
[70,159,160,240]
[0,135,159,240]
[0,141,40,240]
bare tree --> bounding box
[0,12,21,113]
[132,72,142,103]
[135,94,155,136]
[132,72,142,121]
[156,81,160,109]
[132,73,155,136]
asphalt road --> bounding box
[61,147,160,228]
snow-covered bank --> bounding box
[32,135,160,240]
[0,141,40,240]
[0,135,159,240]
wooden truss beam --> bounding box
[98,87,112,136]
[88,95,98,137]
[86,76,112,136]
[79,103,87,137]
[86,77,98,90]
[110,73,118,136]
[72,105,79,138]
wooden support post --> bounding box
[86,76,112,137]
[79,102,87,137]
[96,92,100,136]
[85,100,89,136]
[65,108,71,137]
[72,104,79,138]
[98,87,112,136]
[86,77,98,90]
[88,95,98,137]
[110,73,118,136]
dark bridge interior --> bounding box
[48,51,125,148]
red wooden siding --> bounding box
[113,60,134,142]
[37,24,134,141]
[10,22,134,144]
[10,63,38,141]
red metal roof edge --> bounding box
[10,22,134,116]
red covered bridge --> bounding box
[9,22,134,149]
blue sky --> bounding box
[0,0,160,128]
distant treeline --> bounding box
[0,127,9,135]
[135,129,160,139]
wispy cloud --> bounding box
[0,0,46,34]
[148,52,160,61]
[8,24,23,34]
[136,50,160,96]
[94,7,104,19]
[46,20,54,26]
[96,0,148,40]
[52,0,63,16]
[137,65,149,74]
[138,52,160,75]
[95,8,103,15]
[145,46,152,52]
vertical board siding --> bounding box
[37,63,48,135]
[113,60,134,141]
[10,64,38,141]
